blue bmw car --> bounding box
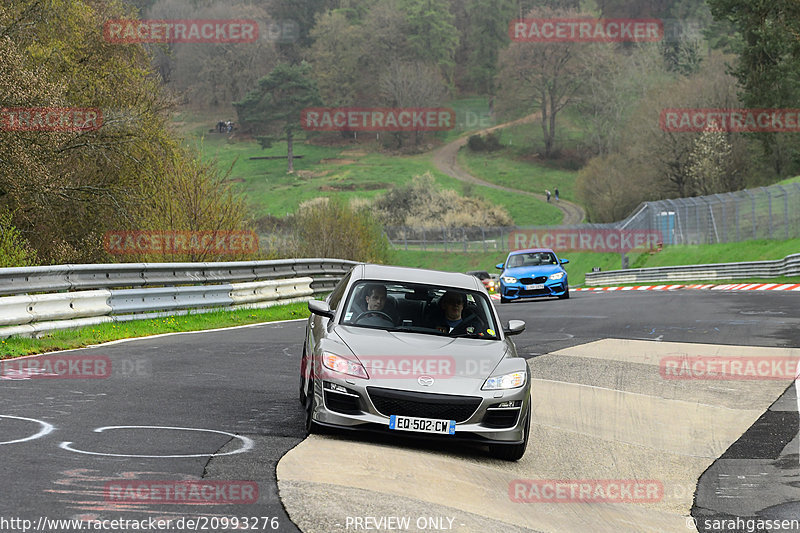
[495,248,570,303]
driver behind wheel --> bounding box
[364,283,388,311]
[354,283,397,325]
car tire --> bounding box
[500,295,510,304]
[299,343,308,405]
[489,404,530,461]
[558,287,570,300]
[304,379,320,435]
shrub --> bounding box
[0,211,37,267]
[372,173,512,228]
[467,132,502,152]
[291,198,391,263]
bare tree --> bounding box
[378,61,447,146]
[495,6,592,158]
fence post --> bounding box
[422,227,426,251]
[763,187,773,239]
[735,194,741,242]
[442,227,447,252]
[744,189,756,239]
[776,185,789,240]
[482,227,486,253]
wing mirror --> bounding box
[308,299,334,318]
[560,258,569,264]
[503,319,525,336]
[495,263,504,270]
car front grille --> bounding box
[520,288,550,296]
[519,276,548,285]
[367,387,481,423]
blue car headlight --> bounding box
[549,272,565,280]
[502,276,517,284]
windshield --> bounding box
[507,252,558,268]
[340,280,499,340]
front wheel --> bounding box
[500,295,510,304]
[489,404,530,461]
[558,287,570,300]
[304,379,320,435]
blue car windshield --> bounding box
[508,252,558,267]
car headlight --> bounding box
[502,276,517,283]
[549,272,565,280]
[482,371,526,390]
[322,352,368,379]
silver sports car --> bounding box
[300,263,531,461]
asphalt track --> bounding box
[1,290,798,533]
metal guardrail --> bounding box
[0,259,357,339]
[585,253,800,286]
[0,258,355,296]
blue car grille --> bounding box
[367,387,481,423]
[519,276,548,285]
[520,288,550,296]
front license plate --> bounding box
[389,415,455,435]
[525,284,545,290]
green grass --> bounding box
[179,103,587,224]
[0,302,310,358]
[776,175,800,186]
[628,238,800,269]
[188,128,573,225]
[390,238,800,286]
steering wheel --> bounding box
[451,312,481,334]
[354,310,394,324]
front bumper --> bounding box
[309,378,531,444]
[500,279,568,300]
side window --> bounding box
[327,271,352,310]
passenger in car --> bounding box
[425,291,486,335]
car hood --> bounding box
[503,264,563,278]
[333,325,508,392]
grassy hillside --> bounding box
[179,106,563,224]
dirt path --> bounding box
[432,113,586,225]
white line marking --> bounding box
[59,425,254,458]
[0,415,55,445]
